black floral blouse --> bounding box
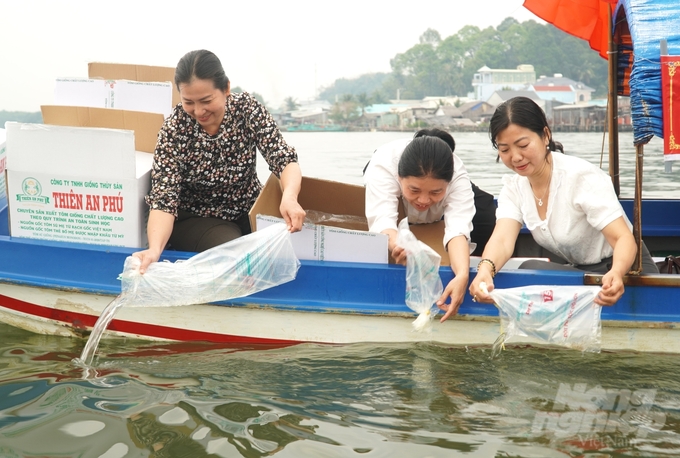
[145,92,297,220]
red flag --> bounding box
[523,0,617,59]
[661,55,680,161]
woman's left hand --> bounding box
[436,275,468,322]
[596,270,625,306]
[279,194,306,232]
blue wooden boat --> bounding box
[1,0,680,352]
[1,195,679,352]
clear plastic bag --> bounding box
[396,218,443,332]
[484,283,603,352]
[303,209,369,231]
[119,223,300,307]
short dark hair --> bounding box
[489,96,563,153]
[398,136,454,181]
[175,50,230,92]
[414,128,455,153]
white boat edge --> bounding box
[2,283,679,354]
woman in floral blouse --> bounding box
[133,49,305,273]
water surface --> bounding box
[2,131,680,456]
[1,323,680,457]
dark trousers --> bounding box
[470,182,497,256]
[519,241,659,274]
[168,209,252,252]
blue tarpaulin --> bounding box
[615,0,680,145]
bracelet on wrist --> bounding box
[477,258,497,278]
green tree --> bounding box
[318,73,389,103]
[355,92,371,117]
[230,86,266,105]
[321,19,609,102]
[370,90,388,104]
[397,20,606,99]
[329,95,359,124]
[284,97,300,111]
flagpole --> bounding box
[608,2,620,196]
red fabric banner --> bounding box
[523,0,617,59]
[661,55,680,161]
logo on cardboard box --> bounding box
[16,177,50,204]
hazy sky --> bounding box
[1,0,542,112]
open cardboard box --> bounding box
[41,105,163,154]
[88,62,180,107]
[249,174,453,265]
[41,62,178,154]
[250,175,389,263]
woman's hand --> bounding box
[391,245,407,265]
[279,194,306,232]
[596,270,625,306]
[382,229,407,265]
[279,163,305,232]
[131,248,162,275]
[437,275,468,322]
[598,217,635,306]
[469,272,495,304]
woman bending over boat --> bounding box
[469,96,657,307]
[133,49,305,274]
[364,129,496,322]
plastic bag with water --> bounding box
[485,283,602,352]
[396,218,443,332]
[119,222,300,307]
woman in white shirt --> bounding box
[364,130,491,322]
[469,96,657,307]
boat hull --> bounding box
[1,199,680,354]
[2,281,680,354]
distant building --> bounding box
[289,107,329,126]
[422,96,463,107]
[363,103,409,129]
[472,64,536,101]
[276,100,333,127]
[486,91,568,121]
[552,99,607,131]
[486,90,543,109]
[531,74,595,103]
[456,101,496,123]
[434,105,463,118]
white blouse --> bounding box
[364,138,475,250]
[496,152,631,265]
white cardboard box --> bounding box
[53,78,174,118]
[5,122,152,248]
[0,128,7,213]
[255,215,388,264]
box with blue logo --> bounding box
[5,123,152,248]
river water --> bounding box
[1,131,680,457]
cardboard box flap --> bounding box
[249,173,282,231]
[408,221,450,265]
[88,62,179,106]
[249,174,368,231]
[298,176,366,217]
[249,173,450,265]
[53,78,173,118]
[41,105,163,153]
